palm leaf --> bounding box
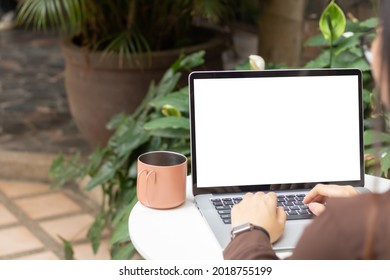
[97,29,151,68]
[17,0,84,35]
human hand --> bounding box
[303,184,359,216]
[231,192,286,243]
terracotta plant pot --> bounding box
[61,35,225,147]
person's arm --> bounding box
[303,184,359,216]
[225,197,360,260]
[224,185,359,260]
[231,192,286,242]
[223,230,279,260]
[223,192,286,260]
[287,196,365,259]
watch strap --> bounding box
[231,223,270,240]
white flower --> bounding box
[249,55,265,70]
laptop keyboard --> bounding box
[211,194,314,224]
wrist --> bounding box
[231,223,270,240]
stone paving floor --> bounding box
[0,28,91,154]
[0,26,256,260]
[0,28,106,260]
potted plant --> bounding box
[16,0,232,147]
[50,51,205,259]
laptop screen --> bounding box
[189,69,364,194]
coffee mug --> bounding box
[137,151,187,209]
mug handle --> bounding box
[137,169,156,207]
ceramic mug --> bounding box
[137,151,187,209]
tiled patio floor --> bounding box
[0,29,143,260]
[0,179,112,260]
[0,28,130,260]
[0,27,256,260]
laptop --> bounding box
[189,68,368,251]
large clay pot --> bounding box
[61,35,225,147]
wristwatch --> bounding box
[231,223,270,240]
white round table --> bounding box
[128,174,390,260]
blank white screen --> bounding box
[193,75,361,188]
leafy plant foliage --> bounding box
[16,0,234,63]
[49,51,204,259]
[305,1,390,177]
[319,0,346,43]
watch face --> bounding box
[234,223,252,231]
[231,223,253,239]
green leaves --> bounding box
[304,34,328,47]
[364,130,390,177]
[17,0,229,64]
[362,89,375,111]
[144,116,189,130]
[364,130,390,146]
[87,213,107,254]
[97,30,151,68]
[49,152,86,189]
[150,88,189,113]
[178,51,206,70]
[305,50,330,68]
[162,105,182,117]
[17,0,84,34]
[84,159,118,191]
[109,120,150,158]
[360,18,379,29]
[48,51,204,259]
[319,0,346,43]
[111,243,136,260]
[144,117,190,139]
[305,4,388,178]
[305,14,376,69]
[110,220,130,246]
[318,0,347,66]
[59,236,75,260]
[381,150,390,177]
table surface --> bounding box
[128,174,390,260]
